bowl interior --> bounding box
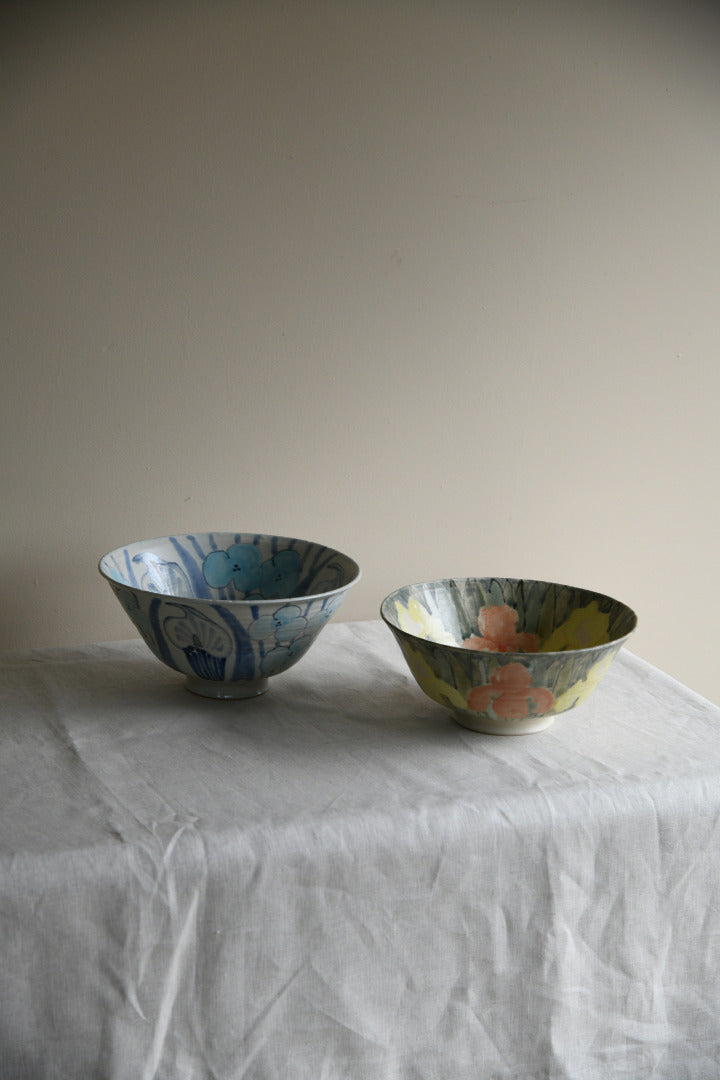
[381,577,636,653]
[100,532,360,603]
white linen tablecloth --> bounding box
[1,621,720,1080]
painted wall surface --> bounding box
[2,1,719,703]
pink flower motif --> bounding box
[467,663,555,720]
[462,604,540,653]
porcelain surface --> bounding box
[100,532,360,697]
[381,577,637,734]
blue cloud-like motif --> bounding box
[203,544,262,594]
[248,604,307,642]
[259,550,301,598]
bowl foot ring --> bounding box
[185,675,270,699]
[453,711,555,735]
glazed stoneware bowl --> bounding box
[381,578,637,734]
[100,532,360,698]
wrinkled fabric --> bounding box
[1,622,720,1079]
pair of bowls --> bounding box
[100,533,637,734]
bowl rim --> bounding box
[380,575,637,658]
[99,531,362,606]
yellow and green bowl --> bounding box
[381,577,637,734]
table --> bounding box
[2,621,720,1079]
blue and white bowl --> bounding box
[99,532,360,698]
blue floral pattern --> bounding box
[259,550,301,598]
[202,544,262,593]
[261,636,313,676]
[248,604,308,641]
[201,545,302,600]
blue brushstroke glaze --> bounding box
[168,535,212,598]
[148,598,174,667]
[215,607,256,680]
[124,548,139,587]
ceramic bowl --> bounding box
[99,532,360,698]
[381,577,637,734]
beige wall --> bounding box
[2,1,719,704]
